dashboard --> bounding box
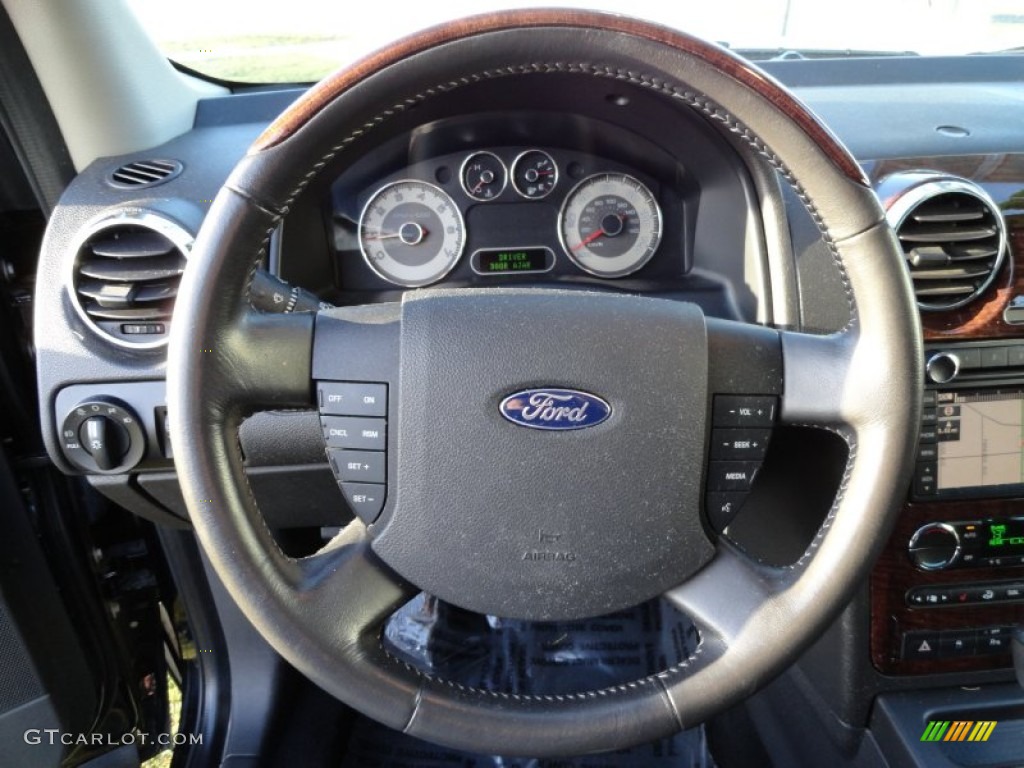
[335,145,675,287]
[29,50,1024,701]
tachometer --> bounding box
[358,180,465,287]
[558,173,661,278]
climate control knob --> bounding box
[60,398,145,474]
[908,523,961,571]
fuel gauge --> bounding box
[512,150,558,199]
[460,151,507,201]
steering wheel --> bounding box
[168,10,921,757]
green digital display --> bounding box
[988,523,1024,548]
[473,247,553,275]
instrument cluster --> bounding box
[331,145,683,290]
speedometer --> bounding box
[358,180,465,287]
[558,173,661,278]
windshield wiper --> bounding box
[969,45,1024,55]
[732,47,918,62]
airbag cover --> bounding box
[372,288,713,619]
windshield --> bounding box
[126,0,1024,84]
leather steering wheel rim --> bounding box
[168,9,922,757]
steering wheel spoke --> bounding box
[664,543,781,648]
[778,328,860,431]
[284,523,424,729]
[193,305,315,414]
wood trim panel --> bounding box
[871,498,1024,675]
[250,9,867,185]
[867,154,1024,341]
[868,154,1024,674]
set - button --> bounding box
[318,380,388,524]
[705,395,776,533]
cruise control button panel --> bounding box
[704,394,776,532]
[318,380,389,523]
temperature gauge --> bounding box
[460,151,507,201]
[512,150,558,199]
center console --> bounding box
[872,340,1024,675]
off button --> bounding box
[318,382,387,417]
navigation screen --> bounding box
[937,390,1024,490]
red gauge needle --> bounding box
[572,229,606,251]
[365,222,429,245]
[573,214,625,251]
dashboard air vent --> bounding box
[886,178,1007,311]
[70,212,192,349]
[108,159,183,189]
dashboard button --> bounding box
[940,629,977,656]
[318,382,387,417]
[1009,345,1024,367]
[341,483,386,524]
[981,346,1009,368]
[955,348,981,369]
[330,450,386,483]
[919,426,937,443]
[913,463,938,497]
[1000,584,1024,601]
[712,396,777,428]
[978,630,1010,654]
[902,631,940,661]
[322,416,386,450]
[939,630,977,658]
[707,462,761,492]
[906,586,950,606]
[710,428,770,460]
[969,586,999,603]
[921,409,937,426]
[706,492,747,533]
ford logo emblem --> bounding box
[499,388,611,431]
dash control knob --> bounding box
[908,523,961,571]
[926,352,960,384]
[60,397,145,474]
